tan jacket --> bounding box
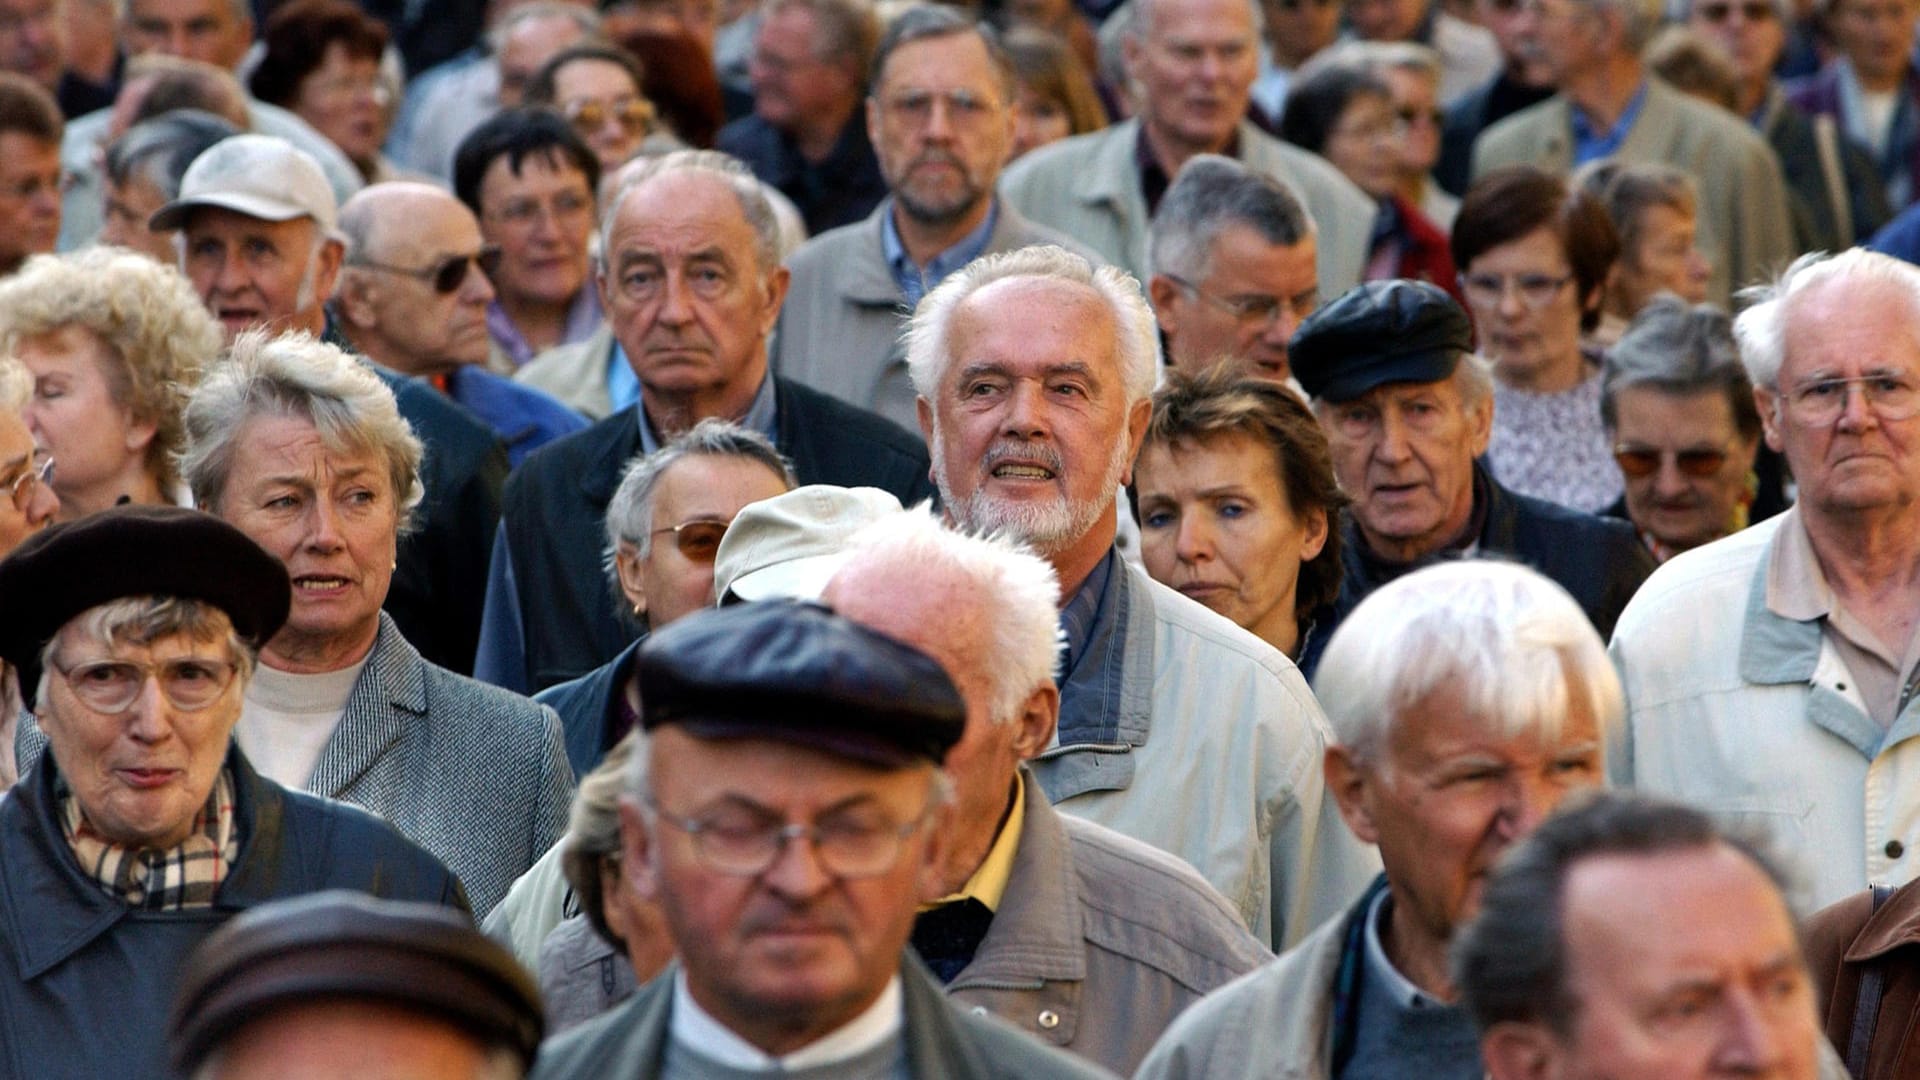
[515,327,618,421]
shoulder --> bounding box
[786,216,880,272]
[511,409,633,487]
[1480,96,1564,143]
[775,378,929,461]
[1137,914,1345,1076]
[519,334,614,384]
[271,783,462,901]
[1064,815,1271,979]
[1139,571,1305,686]
[373,367,501,458]
[1613,517,1775,637]
[1503,486,1644,549]
[422,664,563,735]
[1002,125,1127,187]
[530,983,665,1078]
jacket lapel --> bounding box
[306,615,424,801]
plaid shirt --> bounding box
[60,769,238,910]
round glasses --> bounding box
[643,795,933,878]
[1459,271,1573,310]
[1164,274,1318,329]
[5,450,52,512]
[353,247,502,294]
[1781,375,1920,425]
[52,657,239,714]
[1613,444,1733,479]
[564,97,654,138]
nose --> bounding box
[654,269,696,326]
[1687,248,1711,283]
[1001,381,1050,441]
[924,96,957,141]
[1494,279,1527,319]
[25,476,56,527]
[124,676,173,743]
[212,250,249,295]
[1712,984,1789,1072]
[465,262,497,306]
[1836,383,1879,431]
[760,830,833,900]
[1373,407,1413,463]
[1493,773,1558,844]
[303,497,346,551]
[1266,306,1302,348]
[1174,512,1214,563]
[1652,454,1692,498]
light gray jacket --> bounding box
[516,326,618,421]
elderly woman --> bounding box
[1575,160,1713,343]
[0,247,220,519]
[178,330,573,918]
[1601,296,1765,561]
[1452,164,1624,514]
[1132,365,1347,662]
[0,505,460,1078]
[247,0,414,184]
[99,109,243,263]
[0,355,57,791]
[1003,27,1108,161]
[527,44,666,173]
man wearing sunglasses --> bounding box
[1611,248,1920,914]
[335,182,587,468]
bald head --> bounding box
[335,183,498,376]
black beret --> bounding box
[637,600,965,767]
[1290,280,1474,402]
[169,891,543,1075]
[0,505,291,708]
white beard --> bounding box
[931,429,1129,555]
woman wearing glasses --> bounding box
[248,0,425,186]
[0,355,57,791]
[527,45,668,174]
[1451,164,1623,514]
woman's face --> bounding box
[217,413,400,671]
[1462,225,1591,391]
[294,42,389,168]
[1613,203,1711,315]
[1011,82,1073,160]
[553,58,651,172]
[1381,66,1442,178]
[17,324,153,518]
[1322,91,1400,200]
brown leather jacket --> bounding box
[1804,879,1920,1079]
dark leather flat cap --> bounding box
[0,505,291,708]
[169,891,543,1074]
[637,599,965,767]
[1290,280,1474,402]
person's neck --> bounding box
[1502,347,1590,394]
[1141,118,1229,181]
[894,196,992,267]
[261,624,380,675]
[1737,75,1769,118]
[793,98,857,164]
[1249,591,1301,658]
[1360,501,1476,565]
[931,779,1018,896]
[1382,889,1458,1002]
[639,357,767,439]
[1855,62,1907,95]
[1803,503,1920,607]
[343,332,455,380]
[1565,56,1644,130]
[56,470,167,520]
[694,980,891,1058]
[1047,513,1119,600]
[1505,56,1557,90]
[500,293,574,354]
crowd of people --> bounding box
[2,0,1920,1074]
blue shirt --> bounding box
[1571,81,1649,165]
[880,198,999,309]
[1054,549,1127,746]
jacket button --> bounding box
[970,1006,988,1017]
[1037,1010,1060,1029]
[1888,839,1906,859]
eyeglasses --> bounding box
[650,517,730,562]
[1694,0,1776,19]
[1613,444,1734,479]
[1398,105,1445,129]
[564,96,655,138]
[879,87,999,126]
[1459,271,1573,310]
[3,449,51,512]
[352,247,502,293]
[51,656,239,714]
[1269,0,1338,11]
[644,795,933,878]
[1164,274,1318,328]
[1780,374,1920,424]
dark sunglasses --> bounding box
[1613,445,1732,479]
[651,518,729,562]
[354,246,503,293]
[1694,0,1776,20]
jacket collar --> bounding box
[949,771,1088,994]
[306,613,426,800]
[552,638,644,776]
[1845,877,1920,962]
[839,198,1034,308]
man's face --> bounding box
[920,275,1149,563]
[0,409,55,555]
[1518,0,1608,87]
[475,151,595,311]
[342,196,496,375]
[620,453,792,628]
[0,132,61,274]
[0,0,66,89]
[1532,845,1820,1080]
[101,172,177,264]
[1381,66,1443,177]
[749,6,856,134]
[1347,0,1424,40]
[1126,0,1258,156]
[1319,374,1492,562]
[1612,386,1758,554]
[183,209,338,342]
[495,12,590,107]
[1829,0,1917,87]
[1331,674,1604,955]
[866,33,1013,228]
[1259,0,1341,66]
[624,730,941,1050]
[1687,0,1786,89]
[1153,224,1318,382]
[121,0,251,69]
[1614,204,1711,314]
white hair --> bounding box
[1733,248,1920,390]
[1312,560,1623,766]
[0,356,28,414]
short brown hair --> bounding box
[1002,26,1108,138]
[248,0,390,109]
[1452,165,1620,333]
[0,72,61,144]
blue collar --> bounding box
[635,370,779,455]
[1570,80,1649,165]
[1054,549,1127,746]
[880,197,999,308]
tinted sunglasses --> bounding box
[565,97,654,137]
[354,247,503,293]
[1612,445,1732,479]
[651,518,729,562]
[1694,0,1776,20]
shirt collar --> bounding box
[1361,886,1446,1010]
[1570,79,1649,163]
[880,197,1000,309]
[636,368,779,455]
[1766,506,1830,622]
[1134,126,1241,217]
[669,968,903,1069]
[924,777,1024,913]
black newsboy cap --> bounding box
[0,505,290,708]
[637,600,965,767]
[1290,279,1474,403]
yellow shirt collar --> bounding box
[926,778,1024,913]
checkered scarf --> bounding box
[60,769,238,911]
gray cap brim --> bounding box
[149,192,317,233]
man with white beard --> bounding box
[907,244,1379,949]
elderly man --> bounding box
[1609,248,1920,912]
[1289,280,1653,676]
[336,182,587,468]
[98,108,239,262]
[1455,793,1833,1080]
[1469,0,1794,307]
[0,506,462,1079]
[999,0,1373,294]
[1138,560,1619,1078]
[0,72,60,278]
[1433,0,1555,195]
[773,7,1081,433]
[529,601,1110,1079]
[480,150,932,694]
[1787,0,1920,211]
[824,510,1271,1075]
[908,244,1376,948]
[1147,154,1318,385]
[0,0,108,116]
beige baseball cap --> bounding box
[149,134,337,233]
[713,486,905,604]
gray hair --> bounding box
[181,330,425,527]
[599,150,783,276]
[1583,0,1666,53]
[1150,154,1315,282]
[1311,559,1623,767]
[1603,295,1761,440]
[602,417,794,594]
[115,0,252,27]
[561,731,641,949]
[1354,39,1442,82]
[36,595,256,713]
[104,109,244,202]
[1573,159,1698,256]
[868,6,1015,101]
[1452,791,1795,1036]
[486,1,602,52]
[905,244,1160,405]
[0,355,28,413]
[1733,248,1920,389]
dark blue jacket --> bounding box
[0,746,464,1079]
[445,367,589,469]
[536,638,641,777]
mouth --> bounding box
[991,461,1057,481]
[292,574,353,596]
[116,767,183,789]
[1177,582,1231,601]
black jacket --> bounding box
[501,377,935,691]
[0,747,465,1079]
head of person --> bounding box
[170,892,545,1080]
[453,109,600,323]
[152,135,345,343]
[1001,25,1107,161]
[709,483,906,604]
[602,418,796,631]
[1684,0,1787,99]
[559,734,675,988]
[1733,248,1920,524]
[1124,0,1259,158]
[748,0,876,134]
[821,509,1063,897]
[0,504,288,849]
[596,150,787,427]
[0,247,220,518]
[1278,59,1400,200]
[1148,156,1318,383]
[619,600,963,1055]
[119,0,255,70]
[525,44,656,173]
[0,354,57,555]
[603,0,720,56]
[0,0,66,91]
[1601,297,1761,556]
[1452,165,1618,392]
[865,8,1016,232]
[0,72,62,277]
[246,0,393,175]
[611,24,726,149]
[1820,0,1916,91]
[1293,279,1493,563]
[1454,792,1821,1080]
[101,109,242,262]
[1643,23,1742,110]
[113,53,249,138]
[1480,0,1553,83]
[1131,364,1345,657]
[1346,0,1429,42]
[182,329,424,674]
[1575,159,1710,319]
[1354,42,1445,184]
[1315,560,1620,988]
[491,2,602,108]
[906,244,1157,582]
[1521,0,1665,86]
[334,183,501,378]
[1259,0,1342,68]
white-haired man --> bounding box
[824,510,1271,1075]
[908,243,1378,949]
[1138,559,1620,1078]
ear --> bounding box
[1755,384,1785,453]
[335,270,380,330]
[1120,396,1152,486]
[915,793,957,901]
[1466,389,1494,458]
[1147,273,1182,330]
[598,262,615,314]
[1298,504,1331,562]
[866,94,883,151]
[757,264,791,337]
[314,237,345,303]
[615,542,647,617]
[619,796,663,902]
[917,394,935,444]
[1324,744,1382,845]
[1010,683,1059,760]
[1481,1022,1560,1080]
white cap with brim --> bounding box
[713,485,906,604]
[148,133,338,234]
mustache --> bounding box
[981,441,1065,473]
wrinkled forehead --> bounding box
[1779,276,1920,380]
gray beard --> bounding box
[930,431,1129,555]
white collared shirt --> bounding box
[668,970,903,1070]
